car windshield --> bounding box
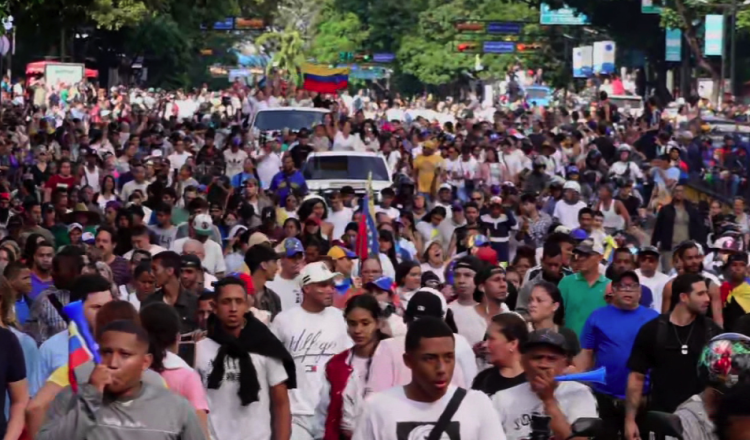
[526,89,549,100]
[253,110,327,132]
[609,97,643,109]
[303,156,390,181]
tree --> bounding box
[255,26,306,83]
[308,0,368,64]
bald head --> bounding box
[182,239,205,261]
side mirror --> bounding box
[566,418,602,440]
[645,411,683,439]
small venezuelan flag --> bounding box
[68,320,95,393]
[302,63,349,94]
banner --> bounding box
[593,41,616,75]
[705,14,724,56]
[665,28,682,62]
[573,46,593,78]
[539,3,589,25]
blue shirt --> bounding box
[231,172,255,189]
[37,331,68,386]
[6,327,41,419]
[30,273,52,302]
[581,305,659,399]
[14,298,30,327]
[269,170,308,202]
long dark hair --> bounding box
[139,302,181,373]
[378,230,399,269]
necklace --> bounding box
[672,320,695,355]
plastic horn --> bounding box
[554,367,607,385]
[62,300,101,363]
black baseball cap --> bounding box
[727,252,749,266]
[612,270,639,286]
[638,246,660,257]
[521,329,568,355]
[404,290,445,319]
[181,254,202,270]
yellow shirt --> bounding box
[414,154,444,193]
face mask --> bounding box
[225,220,237,227]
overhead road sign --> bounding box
[487,22,523,34]
[483,41,515,54]
[539,3,590,25]
[373,53,396,63]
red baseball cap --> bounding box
[476,247,499,266]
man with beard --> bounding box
[180,254,211,296]
[516,242,566,314]
[604,247,654,309]
[19,199,55,245]
[27,246,85,344]
[625,273,722,439]
[661,241,722,326]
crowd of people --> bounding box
[1,76,750,440]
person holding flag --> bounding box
[38,320,205,440]
[354,173,395,280]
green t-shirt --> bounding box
[559,272,610,337]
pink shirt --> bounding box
[161,352,210,412]
[368,336,466,394]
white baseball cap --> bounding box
[192,214,214,236]
[563,180,581,193]
[300,262,341,287]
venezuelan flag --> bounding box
[302,63,349,94]
[67,321,94,393]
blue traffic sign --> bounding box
[483,41,515,54]
[487,22,522,35]
[373,53,396,63]
[201,17,234,30]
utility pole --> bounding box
[731,0,737,96]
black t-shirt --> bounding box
[290,143,314,170]
[594,136,617,165]
[0,327,26,438]
[472,368,526,396]
[627,314,721,412]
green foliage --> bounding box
[88,0,151,30]
[309,3,368,65]
[256,26,306,84]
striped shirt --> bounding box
[27,287,70,345]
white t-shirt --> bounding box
[492,381,598,440]
[553,200,587,230]
[167,151,192,171]
[171,237,227,275]
[353,385,505,440]
[375,206,400,222]
[270,306,352,416]
[195,338,288,440]
[333,132,358,151]
[266,275,303,311]
[635,269,670,312]
[224,149,249,177]
[256,152,283,190]
[328,207,354,241]
[449,302,509,349]
[420,263,445,283]
[121,180,149,202]
[500,149,529,179]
